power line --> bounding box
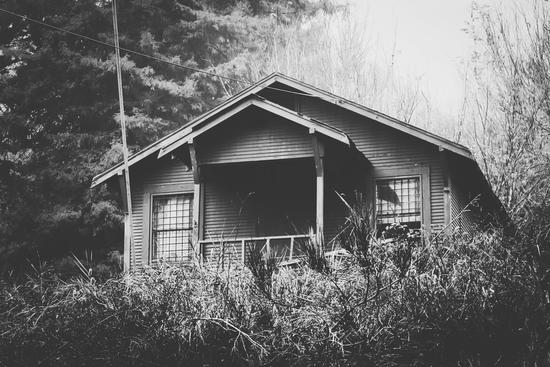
[0,6,321,98]
[111,0,134,271]
[0,7,249,84]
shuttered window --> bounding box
[376,177,421,229]
[151,194,193,262]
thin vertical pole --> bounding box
[112,0,134,271]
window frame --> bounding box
[375,175,422,230]
[142,182,195,265]
[374,167,431,233]
[149,192,194,263]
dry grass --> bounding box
[0,226,546,366]
[2,196,550,366]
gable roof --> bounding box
[91,94,350,187]
[91,72,473,188]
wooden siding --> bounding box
[130,155,194,267]
[297,96,446,230]
[202,240,244,266]
[202,159,315,241]
[202,178,256,240]
[323,143,371,245]
[256,82,298,110]
[197,107,313,165]
[127,85,470,266]
[449,159,481,235]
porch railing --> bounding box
[198,234,311,265]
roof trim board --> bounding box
[91,94,350,187]
[157,97,350,159]
[90,75,277,188]
[91,72,473,188]
[267,74,472,159]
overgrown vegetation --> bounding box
[2,0,550,365]
[2,210,549,366]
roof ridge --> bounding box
[269,73,471,154]
[91,72,473,188]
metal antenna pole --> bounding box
[112,0,134,271]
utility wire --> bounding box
[0,6,322,98]
[111,0,134,271]
[0,7,248,84]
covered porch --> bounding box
[157,96,371,265]
[195,150,371,265]
[198,158,316,264]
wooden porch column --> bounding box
[189,140,203,259]
[439,147,451,229]
[118,172,131,271]
[311,131,325,244]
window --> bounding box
[376,177,421,230]
[151,194,193,262]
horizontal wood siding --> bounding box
[256,82,298,110]
[202,160,315,241]
[130,185,144,267]
[450,179,462,224]
[298,97,445,230]
[130,155,195,268]
[449,165,478,235]
[203,179,256,241]
[202,240,243,266]
[198,108,312,165]
[324,143,371,245]
[430,167,445,230]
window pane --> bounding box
[151,194,193,261]
[376,177,421,229]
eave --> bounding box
[91,72,473,188]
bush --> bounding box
[0,227,547,366]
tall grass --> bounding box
[1,208,548,365]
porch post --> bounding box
[316,172,324,243]
[311,131,325,244]
[189,140,203,260]
[439,147,451,231]
[118,172,131,271]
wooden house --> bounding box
[91,73,501,270]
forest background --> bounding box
[2,1,550,365]
[2,0,548,274]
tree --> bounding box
[0,0,322,272]
[464,4,550,362]
[465,0,550,220]
[246,7,457,137]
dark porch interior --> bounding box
[201,158,316,240]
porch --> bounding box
[199,233,311,266]
[160,101,372,265]
[194,150,371,264]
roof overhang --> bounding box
[264,74,473,159]
[91,72,473,188]
[91,95,350,187]
[157,96,350,159]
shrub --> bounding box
[1,226,547,366]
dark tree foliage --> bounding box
[0,0,323,274]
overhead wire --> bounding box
[0,6,321,98]
[0,7,248,84]
[111,0,134,271]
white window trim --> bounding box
[149,192,194,263]
[375,175,422,229]
[142,182,194,265]
[373,166,431,232]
